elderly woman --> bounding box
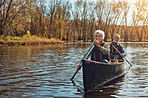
[77,30,110,70]
[110,34,125,60]
[91,30,110,63]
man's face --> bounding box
[114,35,119,42]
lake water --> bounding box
[0,42,148,98]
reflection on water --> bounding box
[0,42,148,97]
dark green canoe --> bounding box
[82,59,126,93]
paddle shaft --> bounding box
[112,45,132,67]
[71,43,95,81]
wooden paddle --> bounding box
[70,42,95,81]
[112,45,133,67]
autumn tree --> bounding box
[87,1,96,41]
[132,0,148,41]
[0,0,27,36]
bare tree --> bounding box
[132,0,148,41]
[0,0,27,35]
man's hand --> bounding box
[120,54,124,57]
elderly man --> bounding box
[110,34,126,60]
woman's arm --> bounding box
[99,43,110,54]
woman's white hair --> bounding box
[94,30,105,39]
[113,34,120,39]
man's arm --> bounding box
[120,44,126,57]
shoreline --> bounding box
[0,35,147,46]
[0,41,64,46]
[0,35,64,46]
[1,41,148,47]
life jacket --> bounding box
[110,42,122,59]
[91,42,110,62]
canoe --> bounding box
[82,59,126,93]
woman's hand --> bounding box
[77,65,81,70]
[95,41,101,48]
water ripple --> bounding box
[0,43,148,97]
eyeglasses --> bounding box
[95,35,102,37]
[114,36,119,39]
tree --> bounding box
[0,0,27,36]
[132,0,148,41]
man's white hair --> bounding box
[94,30,105,39]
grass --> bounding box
[0,35,63,46]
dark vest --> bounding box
[110,42,122,59]
[91,43,110,62]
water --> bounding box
[0,42,148,98]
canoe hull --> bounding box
[82,60,126,93]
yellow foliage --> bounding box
[0,34,63,46]
[26,30,31,37]
[107,39,112,42]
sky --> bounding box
[69,0,138,4]
[69,0,138,26]
[46,0,147,26]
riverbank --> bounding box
[0,35,63,46]
[0,35,147,46]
